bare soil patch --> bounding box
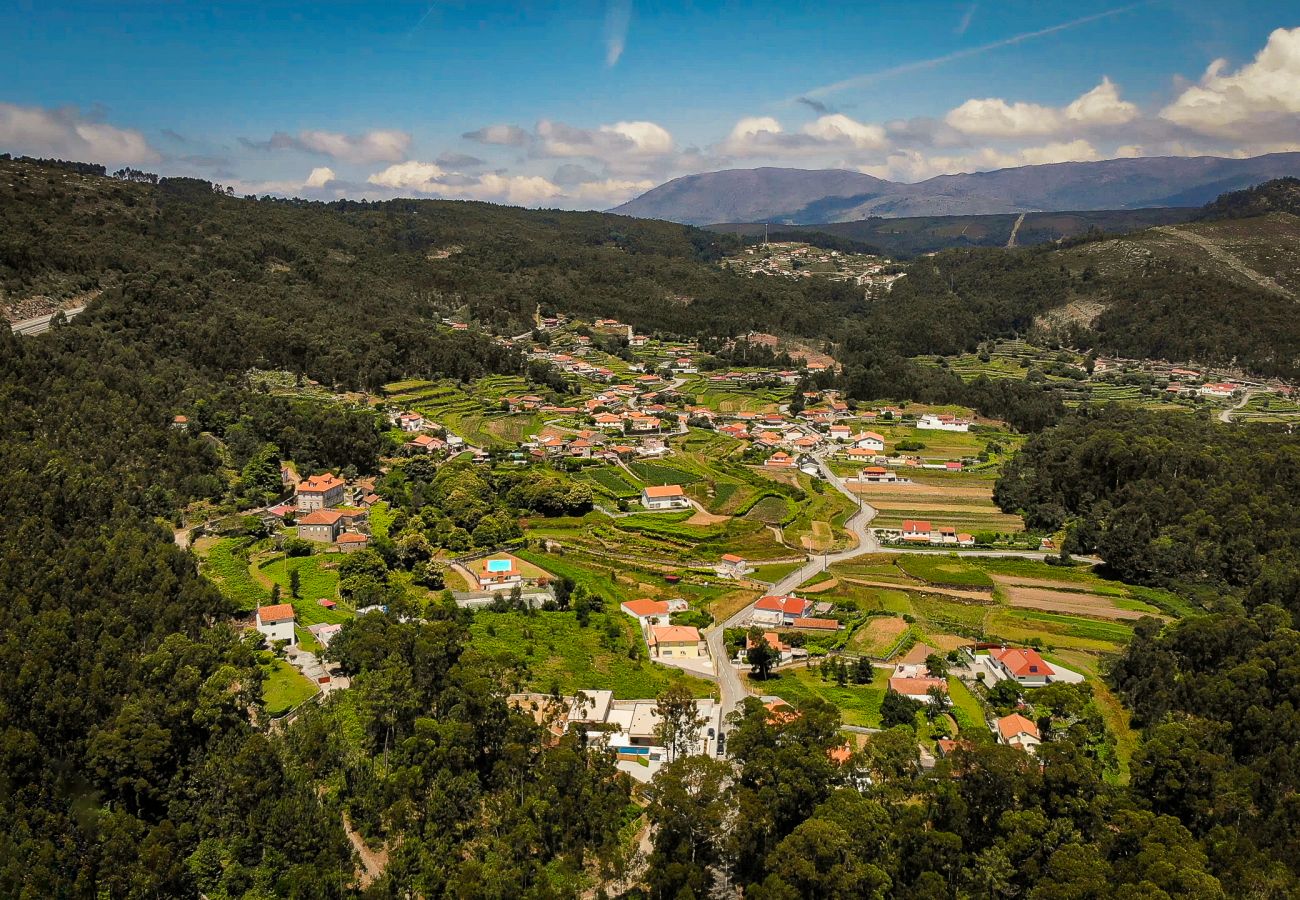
[686,508,729,526]
[999,584,1145,620]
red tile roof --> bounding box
[643,484,684,498]
[889,676,948,696]
[298,473,344,494]
[755,595,811,616]
[994,647,1055,678]
[621,598,670,617]
[997,713,1040,742]
[791,617,840,630]
[257,603,296,623]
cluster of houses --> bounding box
[618,597,707,662]
[878,520,976,547]
[259,472,377,552]
[749,594,841,632]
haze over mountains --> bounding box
[611,153,1300,225]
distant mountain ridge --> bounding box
[611,153,1300,225]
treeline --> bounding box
[994,405,1300,597]
[642,693,1273,897]
[1196,175,1300,220]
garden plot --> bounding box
[992,575,1161,621]
[853,478,1023,533]
[847,616,910,657]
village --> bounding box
[177,311,1225,786]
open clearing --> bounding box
[686,507,730,526]
[847,616,909,656]
[993,575,1160,620]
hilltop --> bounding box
[611,153,1300,225]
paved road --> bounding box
[10,305,85,335]
[706,447,878,720]
[703,448,1102,720]
[1219,389,1257,424]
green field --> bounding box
[758,667,886,728]
[261,658,318,715]
[258,555,353,626]
[628,461,701,486]
[469,610,715,698]
[197,536,270,610]
[896,554,995,589]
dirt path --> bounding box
[1006,212,1026,248]
[1154,226,1295,299]
[342,812,388,889]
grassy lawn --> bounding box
[946,676,986,733]
[469,610,715,698]
[756,667,886,728]
[262,658,318,716]
[751,560,804,584]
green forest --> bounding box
[6,156,1300,896]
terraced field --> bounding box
[852,473,1024,534]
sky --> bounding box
[1,1,1298,209]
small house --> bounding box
[995,713,1041,753]
[641,484,688,510]
[255,603,297,647]
[716,553,752,579]
[648,625,703,658]
[478,557,523,591]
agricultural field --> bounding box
[195,536,270,610]
[1232,391,1300,424]
[758,666,887,728]
[382,378,548,448]
[468,610,715,699]
[852,472,1025,535]
[814,553,1186,662]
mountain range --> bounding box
[610,153,1300,225]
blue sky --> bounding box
[1,1,1297,207]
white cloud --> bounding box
[1161,27,1300,138]
[367,160,563,206]
[946,77,1137,138]
[366,160,448,191]
[304,166,337,188]
[1064,78,1139,127]
[462,124,532,146]
[0,102,159,165]
[861,140,1099,182]
[721,113,888,157]
[604,0,631,66]
[295,129,410,164]
[801,114,888,150]
[246,128,411,164]
[227,167,340,197]
[568,177,657,204]
[535,119,674,161]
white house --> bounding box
[995,713,1042,753]
[478,557,523,591]
[859,466,901,484]
[717,553,753,579]
[989,646,1056,687]
[619,597,686,626]
[395,411,425,432]
[1199,382,1238,398]
[255,603,297,647]
[853,431,886,452]
[917,413,970,432]
[828,424,852,442]
[641,484,689,510]
[751,595,812,626]
[296,473,346,512]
